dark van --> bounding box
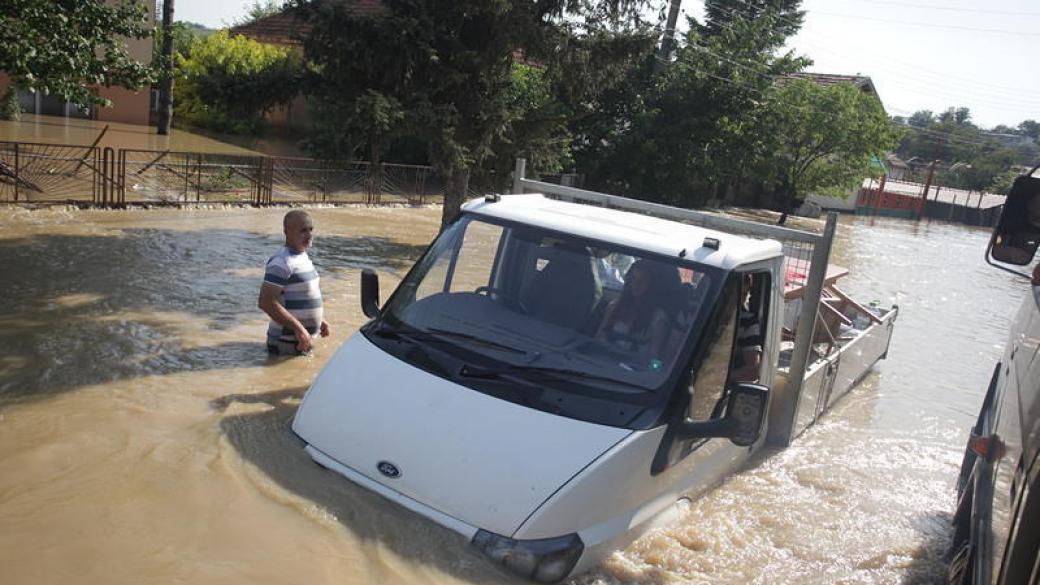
[949,165,1040,585]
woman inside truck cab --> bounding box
[594,259,681,368]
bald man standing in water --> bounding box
[258,210,330,355]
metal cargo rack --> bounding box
[511,158,897,445]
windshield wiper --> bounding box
[374,324,528,355]
[462,363,649,393]
[421,327,528,355]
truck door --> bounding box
[654,270,774,475]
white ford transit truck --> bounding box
[292,162,897,582]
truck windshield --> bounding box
[369,214,721,427]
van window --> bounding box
[415,221,504,300]
[687,283,737,421]
[375,214,725,428]
[686,272,770,421]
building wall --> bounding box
[1,0,154,127]
[95,86,151,125]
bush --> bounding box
[175,30,300,134]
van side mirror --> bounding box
[989,171,1040,267]
[676,384,768,447]
[361,269,381,318]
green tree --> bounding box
[471,63,576,193]
[894,108,1037,192]
[295,0,656,229]
[755,79,900,212]
[0,0,153,119]
[235,1,284,26]
[152,21,200,62]
[575,9,808,207]
[1019,120,1040,142]
[174,30,300,134]
[699,0,804,47]
[988,167,1023,196]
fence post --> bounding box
[321,159,329,202]
[118,149,126,204]
[251,157,260,205]
[513,158,526,194]
[13,143,19,202]
[263,157,273,204]
[418,167,427,205]
[183,154,189,203]
[92,149,99,205]
[196,154,203,203]
[767,212,839,446]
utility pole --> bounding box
[918,158,938,220]
[916,135,943,220]
[656,0,682,72]
[157,0,175,136]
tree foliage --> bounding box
[575,9,809,207]
[235,1,285,26]
[152,21,201,66]
[755,79,900,205]
[698,0,804,47]
[0,0,153,110]
[894,108,1039,192]
[294,0,657,228]
[174,30,300,134]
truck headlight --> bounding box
[471,529,584,583]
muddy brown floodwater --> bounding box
[0,206,1024,585]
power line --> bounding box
[696,0,1040,126]
[663,35,1017,148]
[810,10,1040,38]
[828,0,1040,17]
[645,2,1037,148]
[699,0,1040,108]
[703,0,1037,97]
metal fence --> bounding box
[0,140,447,206]
[119,149,268,205]
[268,158,442,204]
[0,141,101,203]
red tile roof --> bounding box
[229,1,385,46]
[786,72,876,94]
[785,71,883,110]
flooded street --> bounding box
[0,207,1023,585]
[0,114,259,154]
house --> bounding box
[228,2,384,136]
[785,72,883,109]
[0,0,155,126]
[885,154,909,181]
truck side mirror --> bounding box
[676,383,768,447]
[989,171,1040,266]
[361,269,381,318]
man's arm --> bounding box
[730,347,762,383]
[258,282,313,352]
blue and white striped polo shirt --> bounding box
[264,246,323,344]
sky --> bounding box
[175,0,1040,129]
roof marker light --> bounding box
[702,237,720,250]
